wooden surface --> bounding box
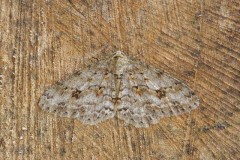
[0,0,239,159]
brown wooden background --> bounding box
[1,0,239,159]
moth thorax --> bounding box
[115,56,128,75]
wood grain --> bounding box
[0,0,239,159]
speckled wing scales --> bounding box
[39,58,116,125]
[117,59,199,127]
[39,51,199,127]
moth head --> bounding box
[114,51,126,58]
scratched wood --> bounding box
[0,0,239,159]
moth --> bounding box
[39,51,199,127]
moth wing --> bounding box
[117,59,199,127]
[39,58,116,125]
